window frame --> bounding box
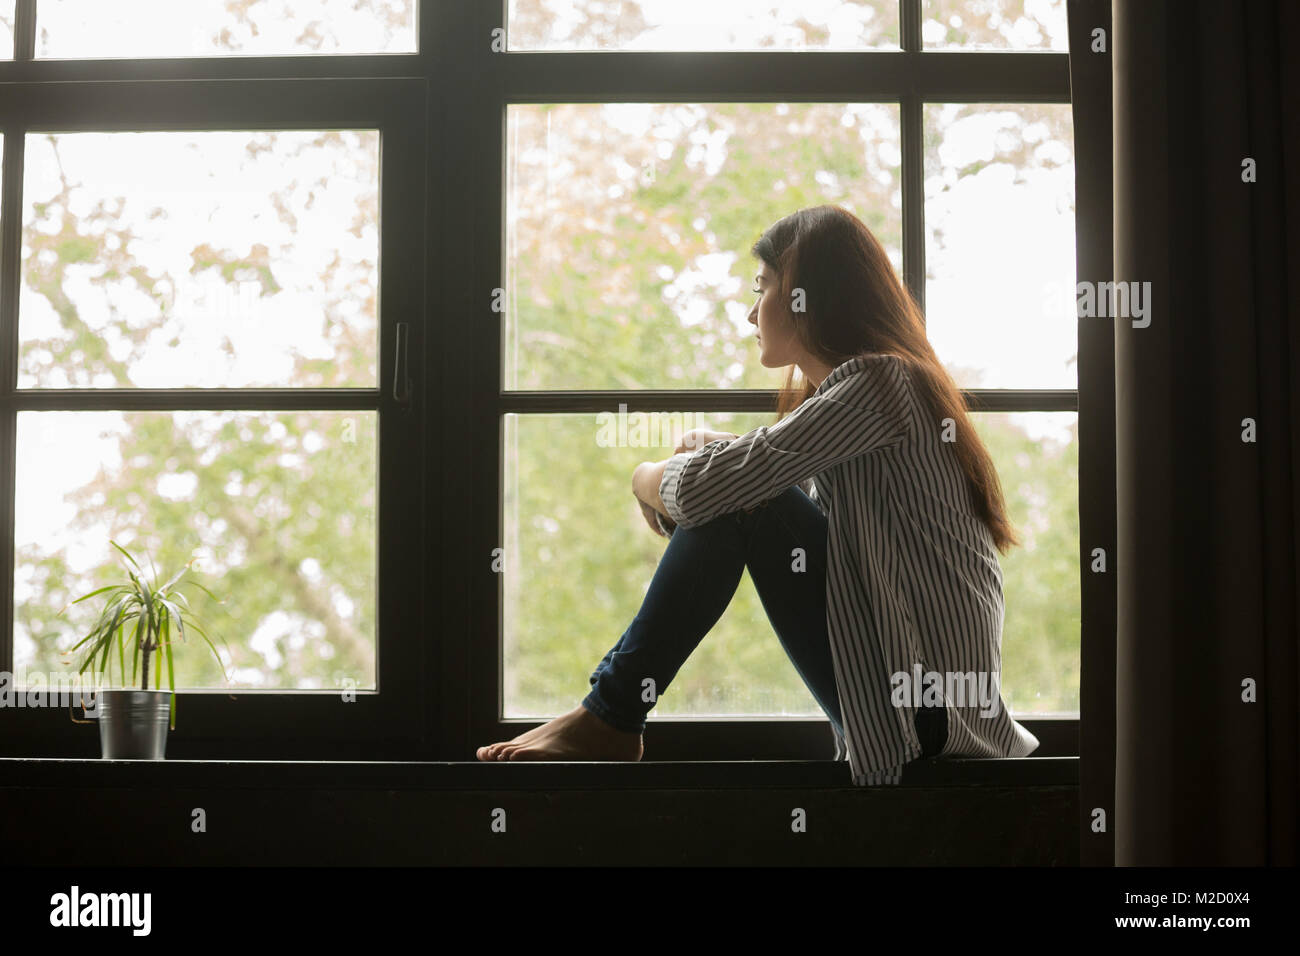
[0,0,431,757]
[472,0,1084,761]
[0,0,1102,765]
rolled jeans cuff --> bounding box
[580,688,646,735]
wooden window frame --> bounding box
[0,1,1105,764]
[0,1,429,758]
[469,0,1085,761]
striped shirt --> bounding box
[658,353,1040,785]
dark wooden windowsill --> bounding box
[0,755,1077,790]
[0,757,1079,864]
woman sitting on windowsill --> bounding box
[475,203,1039,785]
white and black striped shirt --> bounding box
[658,353,1040,785]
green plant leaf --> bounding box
[67,626,104,653]
[157,613,169,692]
[139,582,156,658]
[110,540,142,572]
[130,615,144,686]
[96,599,128,680]
[146,550,159,590]
[179,616,232,654]
[97,624,114,676]
[68,585,124,606]
[189,625,231,682]
[158,598,187,646]
[184,580,223,603]
[163,618,177,731]
[158,561,192,597]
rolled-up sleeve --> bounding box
[658,364,912,528]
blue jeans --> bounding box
[581,485,948,758]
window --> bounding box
[490,0,1079,759]
[1,0,1087,762]
[1,2,427,757]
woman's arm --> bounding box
[632,459,670,516]
[631,427,739,521]
[658,364,912,529]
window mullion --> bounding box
[901,0,922,53]
[13,0,34,61]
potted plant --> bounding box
[58,540,229,759]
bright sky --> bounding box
[507,0,1066,50]
[511,0,895,50]
[34,0,416,58]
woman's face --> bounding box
[748,262,801,368]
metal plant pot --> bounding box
[95,689,172,760]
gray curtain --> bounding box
[1112,0,1299,864]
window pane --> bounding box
[20,130,379,389]
[503,411,826,720]
[36,0,416,59]
[13,410,377,691]
[972,411,1078,715]
[508,0,898,51]
[923,102,1075,389]
[0,2,14,59]
[504,410,1079,719]
[505,102,902,390]
[922,0,1068,51]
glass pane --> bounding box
[13,410,377,691]
[505,102,902,390]
[503,411,827,720]
[922,0,1068,51]
[0,2,14,59]
[504,409,1079,719]
[972,411,1078,715]
[508,0,898,51]
[923,102,1075,389]
[20,130,379,389]
[36,0,416,59]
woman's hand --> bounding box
[632,460,670,525]
[637,497,668,537]
[675,429,739,455]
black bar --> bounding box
[8,389,383,411]
[902,91,926,312]
[12,0,33,62]
[0,76,424,129]
[497,389,1079,414]
[901,0,922,54]
[493,51,1070,103]
[0,128,18,676]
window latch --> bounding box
[393,322,412,406]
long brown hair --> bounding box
[751,204,1020,553]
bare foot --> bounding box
[476,705,644,762]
